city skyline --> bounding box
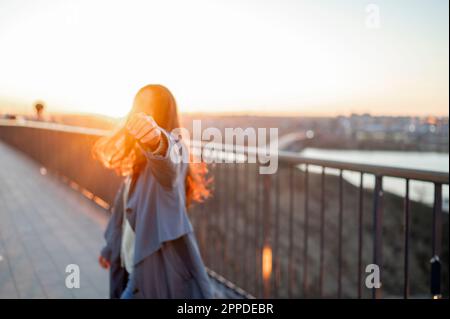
[0,0,448,117]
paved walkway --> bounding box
[0,141,244,299]
[0,141,109,298]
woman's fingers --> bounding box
[127,113,158,138]
[126,113,146,133]
[135,124,154,140]
[125,112,161,148]
[101,260,110,269]
[126,114,139,131]
[98,255,110,269]
[98,256,104,268]
[140,128,161,145]
[130,116,149,135]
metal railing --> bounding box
[0,119,448,299]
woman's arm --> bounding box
[127,113,183,188]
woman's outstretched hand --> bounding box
[98,255,110,269]
[126,112,162,150]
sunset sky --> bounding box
[0,0,448,117]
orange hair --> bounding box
[92,84,211,207]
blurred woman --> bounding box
[93,84,213,299]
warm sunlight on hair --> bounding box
[92,84,212,207]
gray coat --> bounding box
[100,130,213,299]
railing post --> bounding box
[262,174,272,298]
[232,163,239,283]
[357,173,364,299]
[403,179,411,299]
[319,167,326,298]
[430,183,442,299]
[288,166,295,298]
[273,168,281,298]
[254,164,261,296]
[199,194,207,264]
[337,170,344,298]
[372,175,383,299]
[242,163,250,292]
[303,165,309,298]
[223,164,229,279]
[218,164,225,276]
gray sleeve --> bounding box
[100,245,112,261]
[140,129,184,189]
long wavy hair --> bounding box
[92,84,211,207]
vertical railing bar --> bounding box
[211,164,219,272]
[430,183,443,298]
[403,178,410,299]
[337,169,343,298]
[198,145,206,263]
[262,173,272,298]
[225,163,231,279]
[221,163,228,277]
[357,172,364,299]
[199,191,206,263]
[254,163,260,297]
[216,163,222,275]
[273,166,281,298]
[207,165,213,270]
[203,193,208,261]
[303,164,309,298]
[432,183,443,255]
[243,162,250,291]
[288,165,295,298]
[232,161,239,283]
[319,167,326,298]
[372,175,383,299]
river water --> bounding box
[299,149,449,212]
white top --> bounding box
[120,176,135,274]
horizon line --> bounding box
[1,109,449,120]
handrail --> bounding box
[1,119,448,184]
[0,119,109,136]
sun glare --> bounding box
[91,100,130,118]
